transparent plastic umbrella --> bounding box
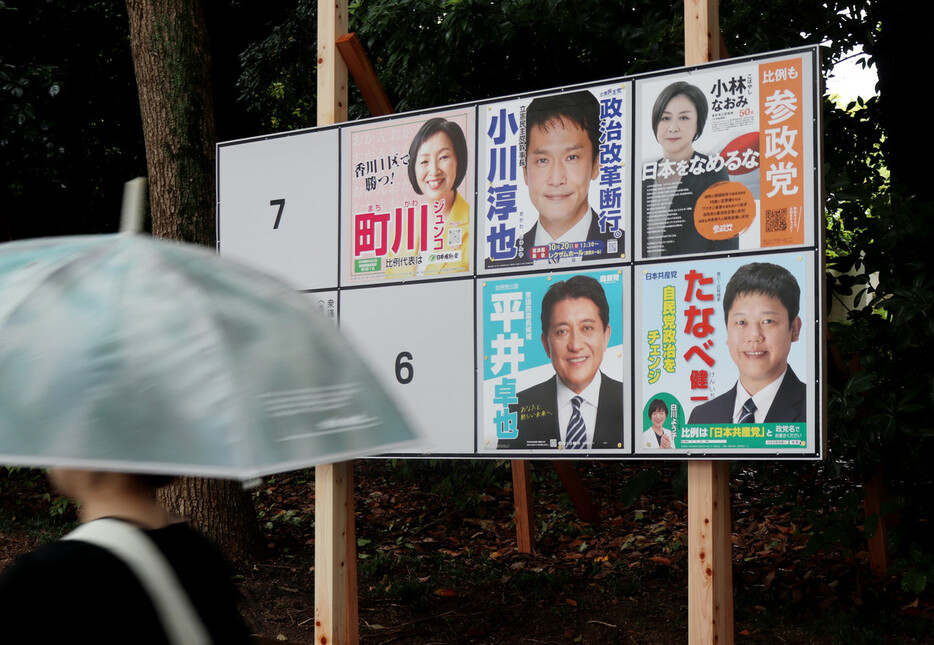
[0,233,418,480]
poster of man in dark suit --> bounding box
[499,275,623,449]
[688,262,806,424]
[517,92,622,265]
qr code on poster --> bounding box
[765,208,788,233]
[448,226,462,247]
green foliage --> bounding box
[0,1,146,239]
[348,0,682,116]
[0,467,76,539]
[236,0,318,131]
[616,466,662,507]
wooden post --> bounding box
[551,461,600,523]
[511,460,535,553]
[684,2,734,644]
[684,0,721,63]
[317,0,348,126]
[315,1,357,644]
[688,461,733,644]
[864,467,892,575]
[315,462,358,645]
[335,33,393,117]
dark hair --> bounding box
[526,91,601,164]
[136,474,178,489]
[651,81,709,141]
[648,398,668,417]
[540,275,610,334]
[723,262,801,325]
[407,118,469,195]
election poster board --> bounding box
[216,46,824,460]
[634,53,818,259]
[633,252,816,455]
[477,268,630,454]
[478,82,630,271]
[340,108,475,283]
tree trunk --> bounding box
[126,0,216,244]
[125,0,260,560]
[157,477,261,562]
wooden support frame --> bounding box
[864,467,892,575]
[335,33,393,117]
[314,461,359,645]
[551,461,600,523]
[311,3,739,643]
[685,2,734,643]
[688,461,734,643]
[511,459,600,554]
[315,1,356,644]
[511,460,536,553]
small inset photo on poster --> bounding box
[341,109,475,283]
[479,83,630,272]
[638,392,684,451]
[634,51,818,260]
[633,252,817,455]
[477,268,630,454]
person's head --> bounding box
[523,92,601,238]
[651,81,708,161]
[648,398,668,427]
[539,275,611,394]
[48,469,176,501]
[723,263,802,395]
[407,118,468,207]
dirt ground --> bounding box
[2,461,932,644]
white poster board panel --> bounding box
[477,81,631,273]
[217,130,339,290]
[477,267,631,455]
[339,280,475,454]
[633,50,818,260]
[632,251,818,455]
[301,290,338,324]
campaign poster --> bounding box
[634,50,818,260]
[342,109,475,283]
[479,82,630,271]
[478,268,629,454]
[633,251,817,454]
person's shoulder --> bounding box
[147,522,235,583]
[148,523,253,643]
[601,372,623,388]
[688,388,734,423]
[1,537,114,583]
[0,537,153,640]
[517,375,556,402]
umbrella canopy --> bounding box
[0,233,418,479]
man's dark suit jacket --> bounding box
[498,373,624,450]
[487,209,623,268]
[687,366,806,424]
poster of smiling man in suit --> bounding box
[480,270,628,453]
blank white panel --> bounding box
[218,130,339,290]
[339,280,475,454]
